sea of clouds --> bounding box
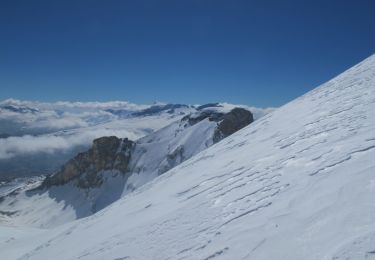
[0,99,150,159]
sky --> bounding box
[0,0,374,107]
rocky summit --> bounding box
[42,137,134,188]
[213,108,254,143]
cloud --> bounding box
[0,135,80,159]
[28,115,90,130]
[0,99,127,133]
[0,98,148,111]
[0,99,174,160]
[0,128,145,160]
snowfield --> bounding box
[1,54,375,259]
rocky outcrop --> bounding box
[42,136,134,189]
[213,108,254,143]
[182,110,225,126]
[182,107,253,143]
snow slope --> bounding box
[124,113,220,193]
[1,54,375,259]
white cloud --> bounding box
[0,128,144,160]
[0,98,148,111]
[0,99,137,133]
[0,135,79,159]
[27,114,91,130]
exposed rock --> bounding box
[160,146,185,175]
[213,108,254,143]
[182,107,253,143]
[42,136,135,189]
[182,110,225,126]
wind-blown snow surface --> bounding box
[2,54,375,259]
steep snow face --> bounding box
[2,54,375,260]
[125,117,218,193]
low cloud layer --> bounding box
[1,98,148,110]
[0,99,142,135]
[0,128,147,160]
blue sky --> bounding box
[0,0,374,107]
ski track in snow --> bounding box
[1,54,375,259]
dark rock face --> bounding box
[182,110,225,126]
[160,146,185,175]
[182,108,253,143]
[213,108,254,143]
[42,136,135,189]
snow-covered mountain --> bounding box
[1,54,375,260]
[0,100,272,180]
[0,107,253,227]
